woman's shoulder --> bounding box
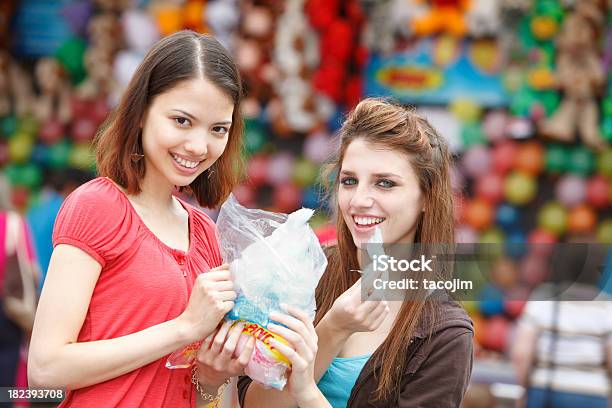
[63,177,128,212]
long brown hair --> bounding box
[316,98,455,402]
[95,30,244,208]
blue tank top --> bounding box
[317,354,371,408]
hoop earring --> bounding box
[206,165,215,180]
[130,153,144,162]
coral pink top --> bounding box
[52,177,222,408]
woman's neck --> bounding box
[129,173,176,214]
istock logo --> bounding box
[372,254,434,272]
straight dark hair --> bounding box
[95,30,244,208]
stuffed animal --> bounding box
[33,58,72,123]
[411,0,471,37]
[538,9,606,150]
[0,51,34,118]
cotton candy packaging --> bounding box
[217,194,327,390]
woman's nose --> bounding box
[350,185,375,208]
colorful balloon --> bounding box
[586,176,610,208]
[496,204,520,231]
[491,140,518,175]
[567,204,597,234]
[514,141,544,176]
[597,219,612,244]
[504,171,537,205]
[464,199,494,231]
[545,144,568,174]
[537,201,568,237]
[475,173,504,204]
[568,146,595,176]
[555,175,586,208]
[462,146,491,179]
[597,148,612,178]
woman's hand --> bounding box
[325,278,390,337]
[178,264,237,343]
[195,319,255,387]
[267,305,322,405]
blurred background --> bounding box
[0,0,611,407]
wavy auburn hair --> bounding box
[317,98,455,402]
[95,30,243,208]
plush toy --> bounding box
[33,58,72,123]
[0,51,35,117]
[411,0,471,37]
[467,0,502,37]
[539,8,607,150]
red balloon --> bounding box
[39,119,65,145]
[453,194,466,223]
[520,253,549,287]
[247,155,269,187]
[71,117,97,142]
[315,224,337,246]
[504,300,526,319]
[91,98,110,125]
[70,97,90,118]
[273,182,302,213]
[232,184,256,208]
[475,173,504,204]
[586,176,610,209]
[527,229,557,257]
[491,140,518,175]
[11,186,30,210]
[482,316,510,352]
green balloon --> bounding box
[597,148,612,178]
[0,115,17,138]
[602,97,612,117]
[538,201,568,236]
[69,143,95,170]
[568,146,595,176]
[48,140,72,169]
[597,219,612,244]
[545,144,568,173]
[17,163,43,189]
[244,118,267,154]
[292,158,319,187]
[461,123,486,147]
[56,37,87,84]
[3,163,20,185]
[601,116,612,143]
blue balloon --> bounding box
[496,203,520,231]
[31,144,50,166]
[505,230,527,259]
[478,284,505,317]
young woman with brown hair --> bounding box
[28,31,255,407]
[238,98,474,407]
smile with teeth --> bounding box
[353,216,385,227]
[171,153,201,169]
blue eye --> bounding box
[376,179,396,189]
[340,177,357,186]
[174,117,191,128]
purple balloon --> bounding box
[462,145,491,179]
[555,175,586,208]
[267,153,296,185]
[483,110,508,143]
[60,1,93,36]
[456,225,478,243]
[304,131,334,164]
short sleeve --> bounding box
[52,178,135,268]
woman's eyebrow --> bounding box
[213,121,233,126]
[373,172,401,178]
[171,109,197,121]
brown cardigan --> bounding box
[237,299,473,407]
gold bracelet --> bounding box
[191,365,231,405]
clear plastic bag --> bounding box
[167,195,327,390]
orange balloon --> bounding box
[568,204,597,234]
[514,141,544,176]
[464,199,494,231]
[471,313,486,347]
